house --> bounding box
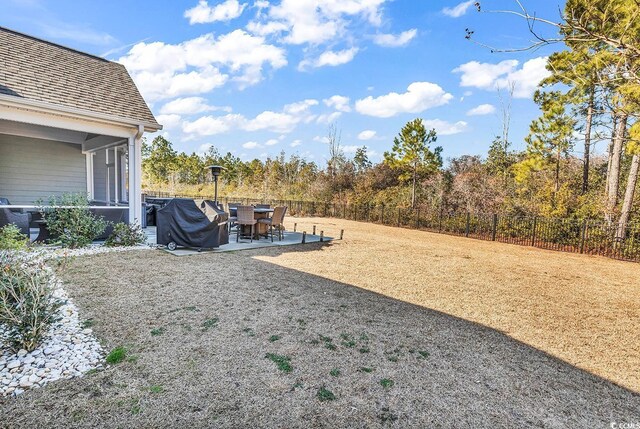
[0,26,161,224]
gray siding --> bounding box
[0,134,86,204]
[92,149,107,202]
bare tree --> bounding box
[496,81,515,185]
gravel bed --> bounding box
[0,244,149,397]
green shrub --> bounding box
[0,251,63,351]
[39,194,107,248]
[0,224,29,251]
[105,222,146,247]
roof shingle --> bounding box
[0,27,160,128]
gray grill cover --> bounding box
[156,199,229,249]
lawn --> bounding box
[1,217,639,427]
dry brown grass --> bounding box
[1,217,638,428]
[276,218,640,392]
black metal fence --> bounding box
[143,191,640,263]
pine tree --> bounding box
[384,118,442,207]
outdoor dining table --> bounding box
[252,208,274,239]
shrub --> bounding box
[0,251,63,351]
[0,224,29,251]
[39,194,107,248]
[105,222,146,247]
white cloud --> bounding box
[182,114,245,135]
[242,141,261,149]
[156,114,182,129]
[442,1,475,18]
[119,30,287,101]
[265,138,279,146]
[159,97,231,115]
[248,0,388,45]
[453,57,550,98]
[355,82,453,118]
[316,111,342,124]
[198,143,214,155]
[373,29,417,47]
[323,95,351,112]
[245,111,301,133]
[423,119,468,135]
[290,139,302,147]
[313,135,330,143]
[283,99,318,114]
[357,130,377,140]
[466,103,496,116]
[342,145,361,154]
[181,98,320,136]
[299,47,359,70]
[185,0,247,24]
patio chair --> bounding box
[227,202,241,232]
[257,206,287,242]
[0,198,32,236]
[236,205,257,243]
[255,204,271,209]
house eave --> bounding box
[0,94,162,133]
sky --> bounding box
[1,0,570,165]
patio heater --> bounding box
[207,165,224,206]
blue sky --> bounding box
[2,0,570,164]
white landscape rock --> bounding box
[0,248,125,397]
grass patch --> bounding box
[150,327,165,336]
[243,327,256,337]
[320,335,336,351]
[359,367,374,373]
[330,368,341,377]
[106,346,127,364]
[380,378,394,389]
[359,347,370,353]
[317,386,336,401]
[149,385,164,394]
[81,319,94,329]
[269,335,281,342]
[168,306,200,314]
[202,317,219,331]
[265,353,292,373]
[418,350,430,359]
[378,407,398,423]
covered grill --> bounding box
[156,198,229,250]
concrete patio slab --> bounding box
[158,230,333,255]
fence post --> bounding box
[340,229,344,240]
[531,217,538,246]
[320,231,324,242]
[343,203,346,219]
[465,212,470,237]
[580,219,588,254]
[491,214,497,241]
[301,231,306,243]
[294,223,297,232]
[312,225,316,235]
